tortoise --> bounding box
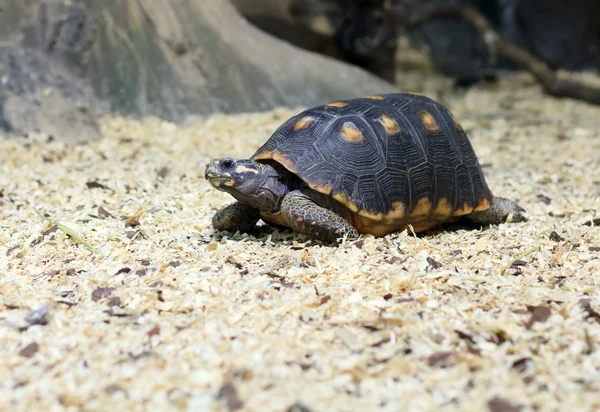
[204,93,526,243]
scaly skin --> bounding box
[466,196,527,225]
[281,189,358,243]
[212,201,260,233]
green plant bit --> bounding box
[34,208,100,254]
[499,244,540,275]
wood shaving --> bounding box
[1,71,600,411]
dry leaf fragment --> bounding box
[107,297,122,307]
[125,216,141,228]
[320,295,331,305]
[583,217,600,226]
[91,287,115,302]
[6,244,20,257]
[147,326,161,337]
[226,256,243,268]
[511,357,533,373]
[98,206,114,218]
[549,231,564,242]
[487,396,521,412]
[86,180,111,190]
[579,298,600,322]
[427,351,456,368]
[286,403,312,412]
[455,330,476,345]
[218,383,243,411]
[114,267,131,276]
[19,342,39,358]
[511,259,528,267]
[30,225,58,247]
[353,239,365,249]
[426,256,442,270]
[105,385,127,395]
[157,166,169,180]
[525,305,552,329]
[537,194,552,205]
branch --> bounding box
[393,4,600,105]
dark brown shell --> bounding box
[252,93,492,224]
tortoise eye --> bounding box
[222,159,234,168]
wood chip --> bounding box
[1,69,599,410]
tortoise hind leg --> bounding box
[281,189,359,243]
[465,197,527,225]
[212,201,260,233]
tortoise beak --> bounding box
[205,161,234,190]
[204,163,216,180]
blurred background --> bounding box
[0,0,598,142]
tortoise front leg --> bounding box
[466,196,528,225]
[212,201,260,233]
[281,189,358,243]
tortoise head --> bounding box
[205,158,289,213]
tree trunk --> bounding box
[0,0,396,143]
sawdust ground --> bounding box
[1,69,600,411]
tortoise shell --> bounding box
[252,93,493,235]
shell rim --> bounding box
[251,150,494,222]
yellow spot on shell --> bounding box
[326,101,349,108]
[333,192,359,213]
[365,95,384,100]
[474,195,491,211]
[272,152,299,173]
[252,150,272,161]
[340,122,365,143]
[293,116,314,131]
[234,165,259,175]
[408,221,440,233]
[312,183,334,195]
[419,110,440,132]
[453,202,474,216]
[410,197,432,220]
[432,197,453,220]
[450,113,464,132]
[357,210,384,222]
[407,92,425,96]
[384,201,406,222]
[379,114,401,135]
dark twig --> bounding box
[393,3,600,105]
